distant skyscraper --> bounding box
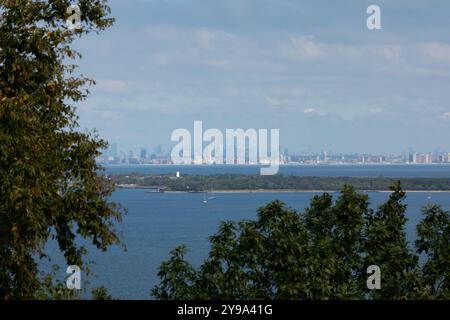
[140,148,147,160]
[433,147,441,159]
[283,148,289,160]
[110,142,118,158]
[401,150,406,162]
[155,144,162,155]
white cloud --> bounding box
[374,45,402,62]
[280,36,404,65]
[420,42,450,64]
[97,79,127,91]
[369,107,383,114]
[304,108,318,114]
[194,28,234,50]
[264,96,290,107]
[282,36,323,60]
[152,54,170,65]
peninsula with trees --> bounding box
[110,173,450,192]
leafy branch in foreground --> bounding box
[152,182,450,300]
[0,0,124,299]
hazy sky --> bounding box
[73,0,450,154]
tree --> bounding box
[415,204,450,298]
[0,0,123,299]
[152,184,450,300]
[363,181,418,299]
[152,246,198,300]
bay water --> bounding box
[41,165,450,299]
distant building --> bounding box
[110,142,118,158]
[412,152,433,164]
[140,148,147,161]
[283,148,289,162]
[129,156,140,164]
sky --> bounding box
[72,0,450,155]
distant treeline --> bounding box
[109,173,450,192]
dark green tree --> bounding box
[153,185,450,300]
[0,0,123,299]
[152,245,198,300]
[301,186,370,299]
[91,286,114,300]
[415,204,450,298]
[363,181,418,299]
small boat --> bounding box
[203,185,215,203]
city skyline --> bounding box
[99,141,450,166]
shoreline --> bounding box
[117,186,450,193]
[213,189,450,193]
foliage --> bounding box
[152,183,450,300]
[0,0,123,299]
[36,265,81,300]
[91,286,114,300]
[415,204,450,298]
[111,173,450,192]
[152,246,197,300]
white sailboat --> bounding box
[207,185,215,200]
[203,185,215,203]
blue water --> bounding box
[42,188,450,299]
[103,164,450,178]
